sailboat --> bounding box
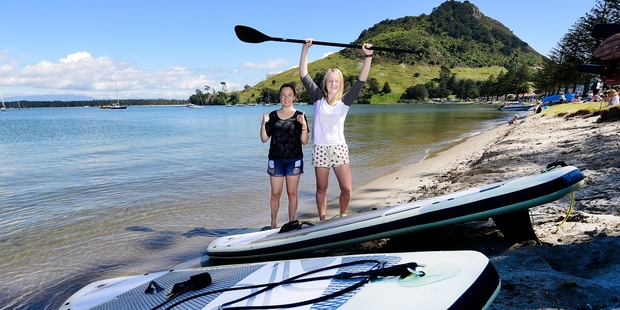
[1,92,7,112]
[110,84,127,109]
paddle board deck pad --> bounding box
[207,165,584,261]
[59,251,500,310]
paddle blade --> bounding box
[235,25,272,44]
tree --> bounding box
[195,89,204,105]
[436,65,454,99]
[453,79,477,99]
[228,92,239,104]
[366,77,380,95]
[512,64,533,99]
[402,84,428,100]
[425,81,439,98]
[260,88,278,104]
[299,91,312,104]
[480,74,496,100]
[213,91,228,105]
[382,82,392,94]
[493,71,509,100]
[534,58,561,94]
[537,0,620,95]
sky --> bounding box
[0,0,596,101]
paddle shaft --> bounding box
[270,37,420,54]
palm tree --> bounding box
[195,89,204,105]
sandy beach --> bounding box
[312,107,620,309]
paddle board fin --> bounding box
[492,209,539,242]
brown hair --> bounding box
[279,83,297,97]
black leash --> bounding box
[153,259,425,310]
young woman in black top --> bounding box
[260,83,309,229]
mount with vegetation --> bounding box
[342,0,542,68]
[232,0,544,105]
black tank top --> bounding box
[265,110,306,159]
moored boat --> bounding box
[498,102,534,111]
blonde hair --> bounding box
[322,68,344,105]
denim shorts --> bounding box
[267,158,304,176]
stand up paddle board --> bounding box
[207,164,584,261]
[59,251,500,310]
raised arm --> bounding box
[358,43,374,82]
[299,39,313,78]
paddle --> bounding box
[235,25,424,55]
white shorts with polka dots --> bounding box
[312,144,349,168]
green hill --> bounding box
[241,0,544,104]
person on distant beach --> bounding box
[559,92,566,104]
[592,92,603,102]
[594,93,603,102]
[532,101,543,114]
[608,89,619,107]
[260,83,309,229]
[299,38,373,221]
[508,114,519,125]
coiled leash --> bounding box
[152,259,426,310]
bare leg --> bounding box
[315,167,330,221]
[284,174,300,222]
[270,176,284,229]
[333,163,352,216]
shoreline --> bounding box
[311,112,620,309]
[347,124,510,212]
[296,121,509,220]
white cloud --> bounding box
[177,75,217,90]
[59,51,93,63]
[322,52,335,59]
[232,58,289,73]
[0,51,202,96]
[0,51,275,99]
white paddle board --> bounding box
[59,250,500,310]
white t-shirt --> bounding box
[301,74,365,146]
[312,98,350,145]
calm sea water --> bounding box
[0,104,508,309]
